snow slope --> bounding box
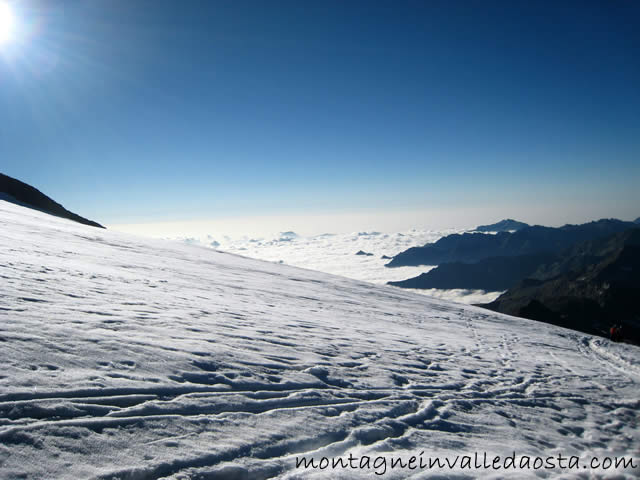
[0,200,638,479]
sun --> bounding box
[0,2,14,46]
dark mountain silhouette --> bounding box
[0,173,104,228]
[385,219,635,267]
[388,253,557,291]
[635,217,640,224]
[392,222,640,292]
[476,219,529,232]
[355,250,373,256]
[483,228,640,343]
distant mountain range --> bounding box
[0,173,104,228]
[475,218,529,232]
[385,219,636,267]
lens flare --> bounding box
[0,2,14,45]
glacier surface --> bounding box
[0,201,638,479]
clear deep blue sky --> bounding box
[1,0,638,226]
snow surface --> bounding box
[170,230,503,305]
[0,200,638,479]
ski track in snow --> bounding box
[0,201,638,479]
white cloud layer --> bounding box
[169,228,503,305]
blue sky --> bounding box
[1,0,638,228]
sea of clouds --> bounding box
[174,228,503,305]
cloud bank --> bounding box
[170,228,503,305]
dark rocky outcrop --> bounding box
[476,219,529,232]
[386,219,636,267]
[355,250,373,256]
[388,253,557,291]
[0,173,104,228]
[483,228,640,343]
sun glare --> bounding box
[0,2,14,46]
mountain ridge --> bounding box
[0,173,104,228]
[475,218,529,232]
[386,219,636,267]
[388,253,557,291]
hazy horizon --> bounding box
[109,205,639,240]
